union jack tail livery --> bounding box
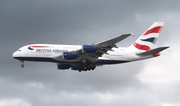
[131,22,165,51]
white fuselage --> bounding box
[12,44,153,65]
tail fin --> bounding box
[130,22,165,51]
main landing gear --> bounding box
[20,60,24,68]
[78,59,96,72]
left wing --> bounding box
[75,34,132,62]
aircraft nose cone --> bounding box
[12,51,18,58]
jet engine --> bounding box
[62,52,77,60]
[82,45,97,53]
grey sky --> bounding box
[0,0,180,106]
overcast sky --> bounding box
[1,0,180,106]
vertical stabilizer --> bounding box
[131,22,165,51]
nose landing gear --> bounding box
[20,60,24,68]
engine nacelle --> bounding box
[82,45,97,53]
[57,64,71,69]
[63,52,77,60]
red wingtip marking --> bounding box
[153,53,160,57]
[133,42,150,51]
[143,26,162,36]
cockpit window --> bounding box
[18,50,21,51]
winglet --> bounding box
[131,31,135,37]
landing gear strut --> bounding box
[20,60,24,68]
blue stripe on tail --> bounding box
[141,37,157,44]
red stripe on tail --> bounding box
[143,26,162,36]
[133,42,150,51]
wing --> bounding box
[96,34,132,48]
[75,34,132,62]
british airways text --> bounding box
[36,49,68,53]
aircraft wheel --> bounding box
[21,64,24,68]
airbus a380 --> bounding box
[13,22,169,72]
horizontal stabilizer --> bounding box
[137,46,170,56]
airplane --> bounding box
[12,22,169,72]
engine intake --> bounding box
[82,45,97,53]
[63,52,77,60]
